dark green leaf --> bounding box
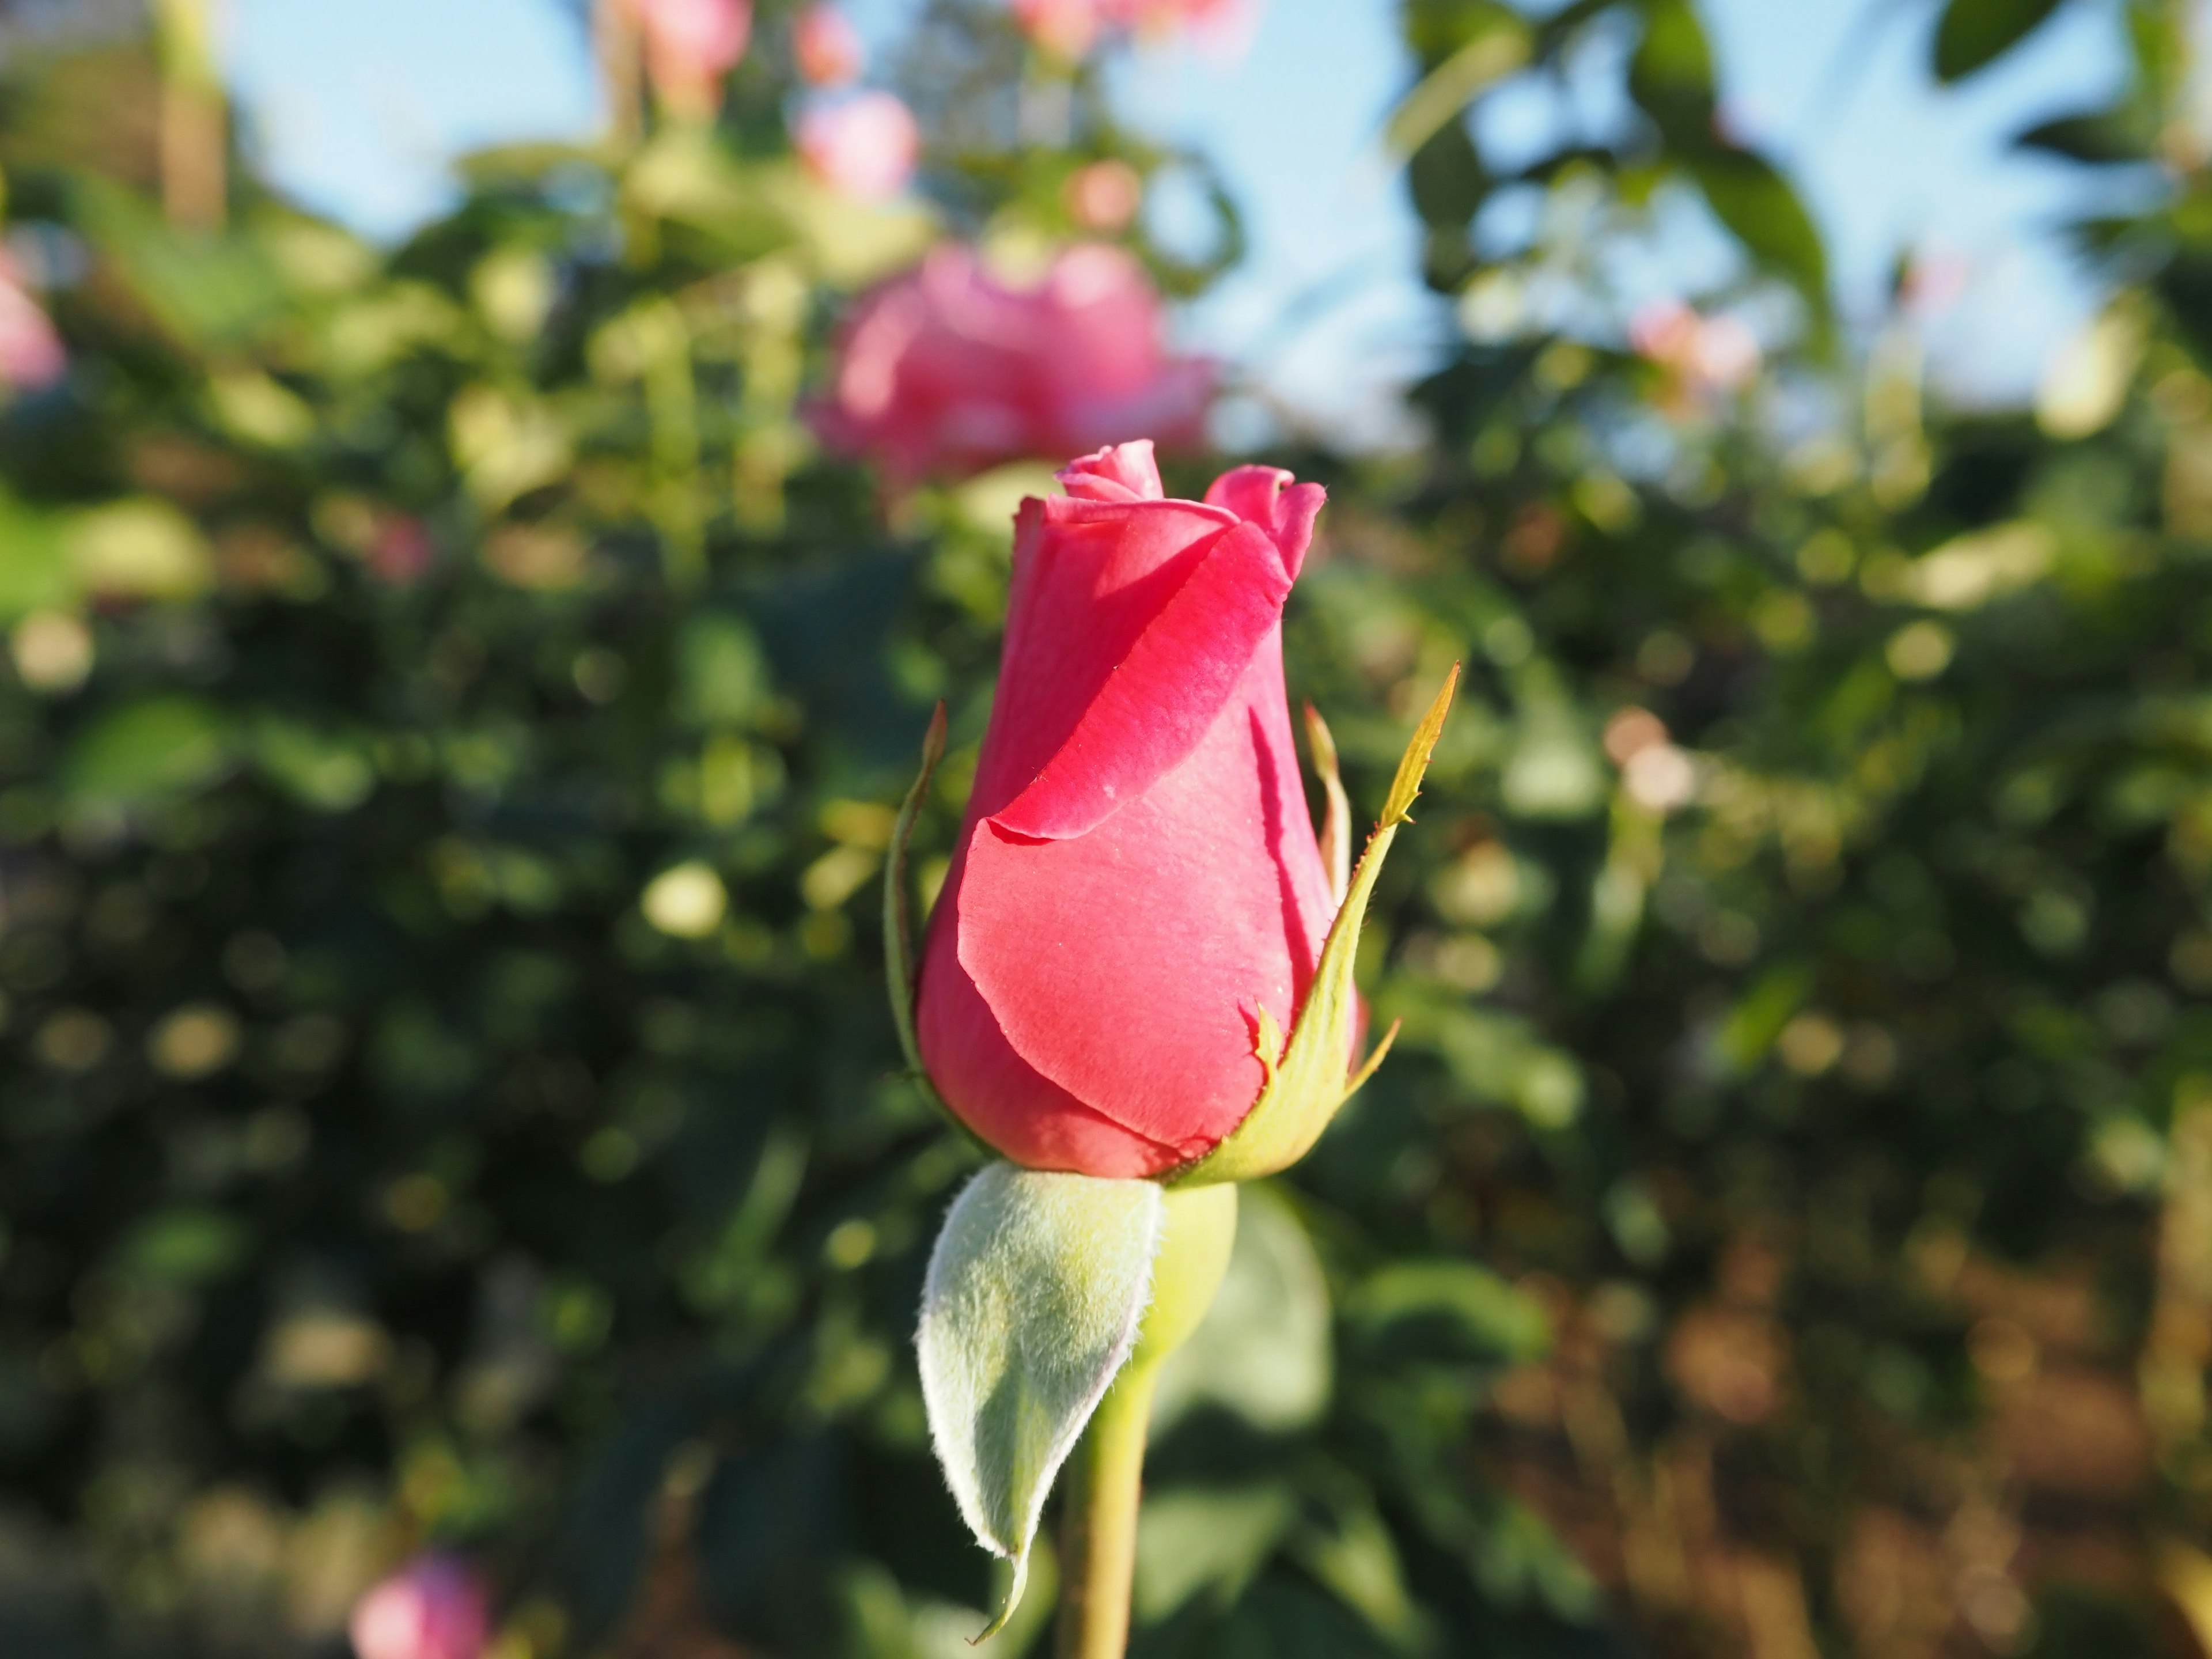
[1933,0,2064,82]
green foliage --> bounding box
[2,2,2211,1656]
[1934,0,2066,82]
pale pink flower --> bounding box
[1013,0,1257,56]
[793,3,863,86]
[813,242,1214,487]
[1105,0,1255,49]
[795,91,920,202]
[1630,298,1760,398]
[1013,0,1103,57]
[632,0,752,119]
[0,256,66,391]
[348,1556,490,1659]
[1064,159,1142,232]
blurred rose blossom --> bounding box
[1064,158,1143,232]
[348,1555,490,1659]
[793,3,863,85]
[369,514,434,586]
[631,0,752,119]
[795,90,920,201]
[0,256,66,391]
[1013,0,1103,57]
[1013,0,1256,56]
[1629,298,1760,399]
[813,243,1213,488]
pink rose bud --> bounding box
[793,3,863,86]
[1013,0,1103,58]
[914,440,1343,1177]
[348,1555,490,1659]
[0,259,66,391]
[812,243,1213,488]
[795,90,919,202]
[632,0,752,120]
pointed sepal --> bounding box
[1169,667,1460,1188]
[1304,703,1351,908]
[916,1164,1165,1641]
[885,702,946,1082]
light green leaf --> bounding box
[1171,667,1459,1188]
[1152,1185,1332,1435]
[916,1164,1164,1641]
[65,696,233,810]
[252,717,376,812]
[1384,12,1531,160]
[1349,1260,1550,1370]
[1134,1485,1298,1624]
[0,491,72,623]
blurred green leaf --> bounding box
[118,1207,248,1286]
[63,695,233,809]
[1934,0,2064,82]
[1691,149,1829,305]
[1348,1261,1550,1370]
[1153,1185,1332,1435]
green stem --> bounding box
[1052,1181,1237,1659]
[1055,1359,1160,1659]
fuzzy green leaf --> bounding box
[916,1164,1164,1641]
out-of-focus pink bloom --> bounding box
[631,0,752,120]
[1900,251,1971,319]
[795,91,919,202]
[1630,298,1760,399]
[1065,159,1142,232]
[370,514,434,585]
[793,3,863,86]
[348,1556,490,1659]
[1013,0,1256,56]
[1013,0,1103,57]
[1107,0,1255,47]
[813,243,1215,488]
[0,256,66,391]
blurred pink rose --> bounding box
[1013,0,1102,57]
[813,243,1214,487]
[1012,0,1255,56]
[0,257,66,391]
[1064,158,1142,232]
[1629,298,1760,398]
[793,3,863,86]
[1107,0,1255,47]
[370,515,434,586]
[795,91,919,202]
[348,1555,490,1659]
[631,0,752,119]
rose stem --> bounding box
[1054,1359,1160,1659]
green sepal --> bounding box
[1169,667,1460,1189]
[884,702,945,1080]
[882,703,990,1155]
[1304,703,1351,908]
[916,1164,1165,1641]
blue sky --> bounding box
[222,0,2140,441]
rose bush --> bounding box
[914,440,1340,1177]
[812,244,1212,488]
